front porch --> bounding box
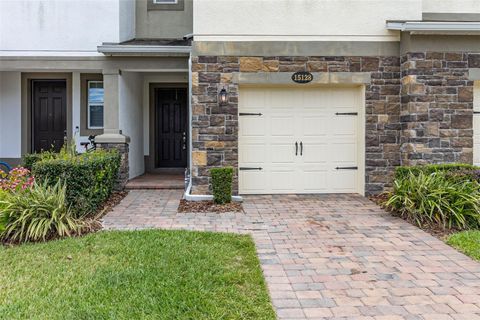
[0,55,191,187]
[126,172,185,190]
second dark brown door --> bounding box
[155,88,188,168]
[32,80,67,153]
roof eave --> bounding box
[386,21,480,33]
[97,45,192,56]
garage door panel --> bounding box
[272,90,303,108]
[330,143,357,163]
[271,117,295,136]
[271,143,296,164]
[301,116,329,136]
[332,118,357,135]
[241,89,266,106]
[240,117,266,136]
[329,171,358,192]
[239,143,266,163]
[301,143,328,163]
[240,171,267,194]
[270,169,297,193]
[302,170,328,192]
[330,88,359,106]
[303,89,329,108]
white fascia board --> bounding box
[97,45,191,55]
[387,21,480,32]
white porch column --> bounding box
[95,69,130,143]
[95,69,130,190]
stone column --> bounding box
[95,69,130,190]
[400,52,474,166]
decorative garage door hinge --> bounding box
[239,167,263,171]
[474,111,480,114]
[335,166,358,170]
[335,112,358,116]
[239,113,263,116]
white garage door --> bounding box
[239,86,364,194]
[474,82,480,166]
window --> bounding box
[87,81,104,129]
[153,0,178,4]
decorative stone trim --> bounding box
[232,72,371,85]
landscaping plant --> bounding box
[31,150,120,216]
[0,180,81,242]
[211,167,234,204]
[385,170,480,230]
[0,167,35,192]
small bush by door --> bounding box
[211,167,234,204]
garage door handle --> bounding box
[335,166,358,170]
[295,142,298,156]
[239,167,263,171]
[300,142,303,156]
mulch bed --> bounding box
[369,194,458,240]
[178,199,244,213]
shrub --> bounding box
[0,180,81,242]
[445,168,480,184]
[385,170,480,230]
[0,167,35,192]
[395,163,479,181]
[32,150,120,216]
[22,152,56,170]
[211,167,234,204]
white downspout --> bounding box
[183,53,242,202]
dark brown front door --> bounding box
[32,80,67,153]
[155,88,188,168]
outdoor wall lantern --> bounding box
[219,87,228,106]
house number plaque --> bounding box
[292,71,313,84]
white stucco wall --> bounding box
[119,0,136,42]
[423,0,480,13]
[0,0,130,54]
[193,0,422,41]
[119,72,144,179]
[0,72,22,159]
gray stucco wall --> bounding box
[135,0,193,39]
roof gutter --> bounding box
[97,44,191,56]
[387,21,480,33]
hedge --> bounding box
[211,167,234,204]
[31,150,120,217]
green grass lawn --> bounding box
[447,230,480,261]
[0,230,275,320]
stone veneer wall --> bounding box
[191,56,402,195]
[400,52,479,165]
[96,142,129,191]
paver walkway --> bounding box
[103,190,480,320]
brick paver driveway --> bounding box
[103,190,480,320]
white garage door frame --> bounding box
[474,81,480,166]
[238,84,365,195]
